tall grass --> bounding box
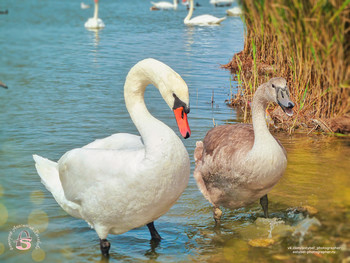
[227,0,350,131]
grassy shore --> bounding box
[223,0,350,134]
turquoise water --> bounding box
[1,1,349,262]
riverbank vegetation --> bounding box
[223,0,350,134]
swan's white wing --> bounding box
[188,15,226,25]
[83,133,143,151]
[84,18,105,29]
[226,7,242,16]
[58,147,145,204]
[151,1,173,9]
[210,0,234,4]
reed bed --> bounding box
[223,0,350,133]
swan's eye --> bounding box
[272,84,276,88]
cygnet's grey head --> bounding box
[266,77,294,116]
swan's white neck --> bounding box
[184,0,194,23]
[93,1,99,20]
[173,0,178,8]
[123,61,178,156]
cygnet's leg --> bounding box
[213,206,223,226]
[99,238,111,257]
[147,222,162,241]
[260,194,269,218]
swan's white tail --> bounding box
[33,155,60,193]
[216,17,226,24]
[33,154,81,218]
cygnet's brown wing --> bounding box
[194,123,286,208]
[193,124,255,206]
[199,123,286,162]
[201,124,255,162]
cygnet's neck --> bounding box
[173,0,178,8]
[250,86,277,152]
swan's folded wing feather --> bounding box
[190,15,225,25]
[57,147,145,204]
[83,133,143,151]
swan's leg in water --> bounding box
[147,222,161,241]
[260,194,269,218]
[99,238,111,256]
[213,206,223,226]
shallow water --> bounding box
[0,1,349,262]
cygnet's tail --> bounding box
[33,154,81,218]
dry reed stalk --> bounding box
[224,0,350,133]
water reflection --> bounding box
[144,239,160,260]
[184,27,195,50]
[86,29,101,51]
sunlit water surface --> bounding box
[0,1,349,262]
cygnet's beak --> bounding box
[277,89,294,117]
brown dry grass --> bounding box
[223,0,350,134]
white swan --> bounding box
[210,0,234,7]
[150,0,178,10]
[194,78,294,224]
[84,0,105,29]
[33,58,191,256]
[226,6,242,16]
[80,2,90,9]
[184,0,226,26]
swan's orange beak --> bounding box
[173,107,191,139]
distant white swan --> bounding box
[184,0,226,26]
[33,58,191,256]
[150,0,178,10]
[226,6,242,16]
[210,0,234,7]
[81,2,90,9]
[85,0,105,29]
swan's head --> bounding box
[128,58,191,139]
[266,77,294,116]
[159,69,191,139]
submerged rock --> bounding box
[248,238,275,247]
[236,217,294,241]
[297,205,318,216]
